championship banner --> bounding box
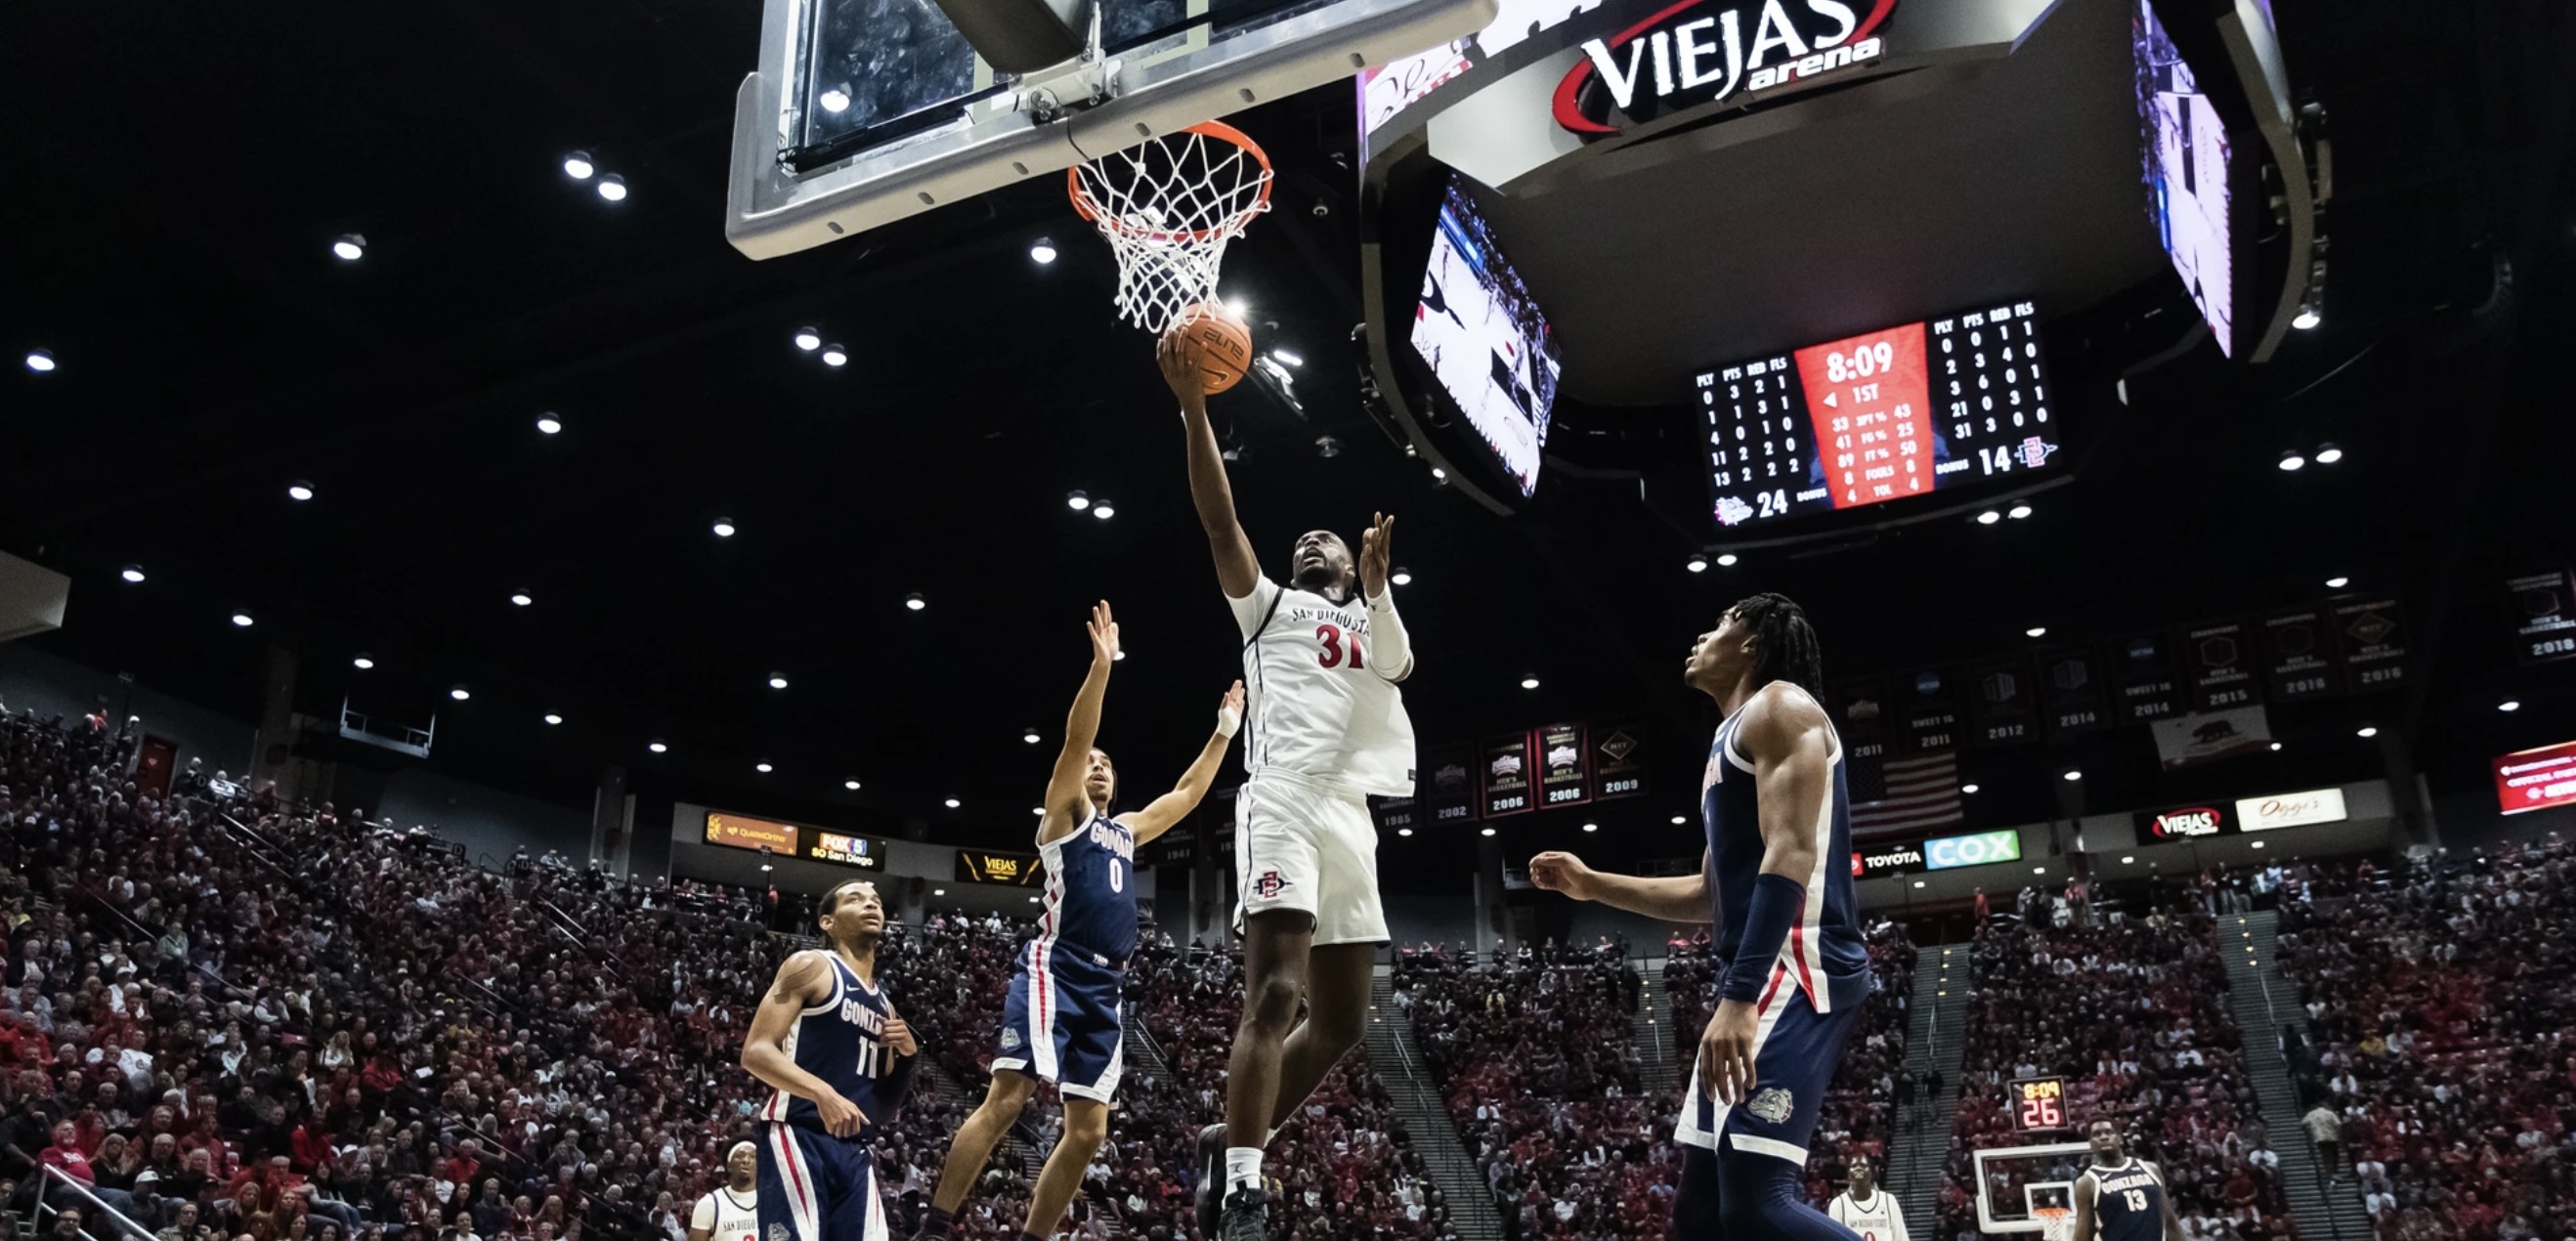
[1898,668,1962,754]
[2507,569,2576,664]
[1425,745,1478,826]
[1481,733,1535,818]
[1373,796,1419,834]
[2182,620,2261,711]
[1536,722,1591,810]
[1592,724,1647,800]
[2147,706,2274,770]
[2260,609,2340,702]
[1831,677,1892,764]
[2037,648,2110,738]
[1969,658,2039,749]
[2111,633,2184,724]
[2334,599,2410,692]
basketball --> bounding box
[1174,304,1254,393]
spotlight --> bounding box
[1715,553,1739,567]
[1962,784,1981,794]
[2269,742,2283,751]
[1032,806,1044,815]
[509,591,534,607]
[1112,650,1126,662]
[1029,895,1042,904]
[2356,726,2379,739]
[1023,728,1042,745]
[331,235,366,262]
[2121,856,2135,864]
[230,613,254,628]
[1397,828,1414,837]
[1067,491,1091,511]
[1431,467,1447,481]
[1912,880,1926,889]
[544,713,564,726]
[1976,510,2001,526]
[353,654,375,670]
[2062,769,2082,781]
[944,797,961,808]
[2292,308,2321,330]
[287,481,316,501]
[450,686,471,702]
[2007,504,2034,520]
[845,780,863,791]
[755,762,773,774]
[2250,839,2266,849]
[648,740,668,753]
[793,327,822,352]
[820,343,848,367]
[119,566,146,583]
[2499,699,2521,713]
[2326,576,2349,589]
[906,594,926,612]
[2278,450,2306,472]
[760,864,773,873]
[2026,626,2047,638]
[934,888,946,896]
[819,88,851,113]
[1094,500,1115,520]
[2315,443,2344,465]
[1671,816,1686,825]
[25,349,57,372]
[562,151,595,180]
[712,518,737,537]
[1686,555,1709,574]
[1581,823,1599,834]
[1520,675,1540,690]
[1227,297,1250,320]
[1392,568,1413,586]
[596,174,627,202]
[768,674,790,690]
[2033,866,2047,876]
[1029,238,1058,264]
[1270,349,1304,366]
[536,413,563,435]
[1480,827,1495,836]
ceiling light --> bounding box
[331,235,365,262]
[2121,855,2135,864]
[287,481,316,501]
[845,779,863,791]
[1029,238,1058,264]
[2007,504,2034,520]
[119,566,146,583]
[596,174,627,202]
[2292,308,2321,330]
[1520,675,1540,690]
[1671,816,1686,825]
[353,654,375,670]
[819,88,851,113]
[1686,555,1709,574]
[562,151,595,180]
[1112,649,1126,662]
[543,713,563,726]
[2356,726,2379,739]
[1480,827,1495,837]
[1227,297,1250,320]
[2279,450,2306,472]
[2063,769,2083,781]
[1431,467,1447,481]
[1392,568,1413,586]
[230,612,254,628]
[793,327,821,352]
[2269,742,2283,751]
[755,762,773,774]
[1715,553,1739,567]
[768,673,790,690]
[1911,880,1926,889]
[905,594,925,611]
[534,412,566,436]
[1023,728,1042,745]
[712,518,737,537]
[934,887,946,896]
[450,686,471,702]
[1032,806,1044,815]
[2315,443,2344,464]
[759,864,774,873]
[1976,510,2001,525]
[1962,784,1981,794]
[1397,828,1414,837]
[1067,491,1092,511]
[944,797,961,808]
[1093,500,1115,520]
[24,349,57,372]
[2026,626,2047,638]
[2250,839,2266,849]
[1581,823,1599,833]
[2325,576,2349,589]
[2499,699,2521,713]
[2033,866,2047,876]
[1029,895,1042,904]
[648,740,668,754]
[820,343,848,367]
[1270,349,1303,366]
[510,591,534,607]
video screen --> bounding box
[2136,0,2234,356]
[1411,176,1564,498]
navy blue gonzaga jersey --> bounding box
[1037,811,1138,967]
[1701,698,1870,1010]
[759,954,899,1131]
[2087,1158,2168,1241]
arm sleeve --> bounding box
[879,1052,919,1117]
[1719,872,1804,1003]
[1225,577,1282,640]
[689,1196,714,1230]
[1364,591,1412,678]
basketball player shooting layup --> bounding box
[742,879,918,1241]
[1158,329,1418,1241]
[915,601,1245,1241]
[1529,593,1870,1241]
[2071,1120,2186,1241]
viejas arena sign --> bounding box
[1555,0,1897,134]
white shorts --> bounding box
[1232,770,1389,947]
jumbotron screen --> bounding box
[1412,175,1563,499]
[1695,302,2061,530]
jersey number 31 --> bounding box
[1316,623,1365,669]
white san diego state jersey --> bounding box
[691,1188,757,1241]
[1228,576,1415,797]
[1828,1190,1909,1241]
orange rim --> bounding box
[1066,120,1274,244]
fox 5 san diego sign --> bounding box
[1555,0,1895,134]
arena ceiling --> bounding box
[2,0,2570,872]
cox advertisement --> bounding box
[1924,830,2020,871]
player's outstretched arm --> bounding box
[2070,1174,2098,1241]
[1124,681,1245,845]
[2148,1162,2185,1241]
[1527,848,1710,923]
[1158,328,1260,599]
[1357,511,1413,681]
[1041,602,1121,845]
[741,951,868,1137]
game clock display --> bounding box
[1696,303,2062,529]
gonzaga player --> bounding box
[917,600,1243,1241]
[2071,1120,2185,1241]
[1532,593,1872,1241]
[741,879,919,1241]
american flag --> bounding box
[1847,749,1963,840]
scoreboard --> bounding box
[1696,302,2062,530]
[2010,1076,2069,1131]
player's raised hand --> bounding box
[1219,680,1246,730]
[814,1088,869,1138]
[1698,1000,1760,1106]
[882,1016,918,1057]
[1358,511,1395,600]
[1526,851,1599,901]
[1157,326,1209,407]
[1087,600,1121,666]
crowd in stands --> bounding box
[2274,841,2576,1241]
[1938,899,2290,1241]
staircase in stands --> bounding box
[1888,941,1970,1241]
[2220,909,2373,1241]
[1631,957,1679,1097]
[1366,968,1507,1241]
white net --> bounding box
[1069,123,1273,335]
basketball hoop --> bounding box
[1068,122,1274,335]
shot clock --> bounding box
[1696,301,2062,530]
[2010,1076,2069,1131]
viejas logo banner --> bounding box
[1554,0,1897,134]
[2145,805,2229,839]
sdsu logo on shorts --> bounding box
[1748,1087,1794,1123]
[1252,870,1289,898]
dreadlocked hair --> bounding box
[1728,592,1826,703]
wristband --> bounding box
[1218,705,1242,738]
[1720,873,1805,1004]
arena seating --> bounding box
[2273,843,2576,1241]
[1936,904,2293,1241]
